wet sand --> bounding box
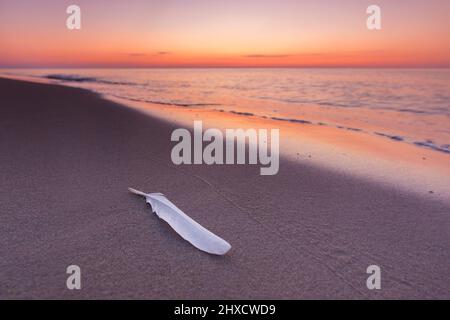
[0,77,449,299]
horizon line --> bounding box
[2,65,450,69]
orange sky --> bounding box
[0,0,449,67]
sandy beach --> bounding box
[0,77,449,299]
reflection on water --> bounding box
[2,68,450,153]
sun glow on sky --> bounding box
[0,0,449,67]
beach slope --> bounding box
[0,78,449,299]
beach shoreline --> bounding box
[2,72,450,200]
[1,77,449,299]
[108,91,450,202]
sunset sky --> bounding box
[0,0,449,67]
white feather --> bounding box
[128,188,231,255]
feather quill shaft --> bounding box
[129,188,231,255]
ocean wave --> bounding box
[44,74,136,86]
[413,141,450,154]
[229,110,254,116]
[254,95,362,109]
[145,100,221,107]
[113,94,221,108]
[271,116,311,124]
[374,132,404,141]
